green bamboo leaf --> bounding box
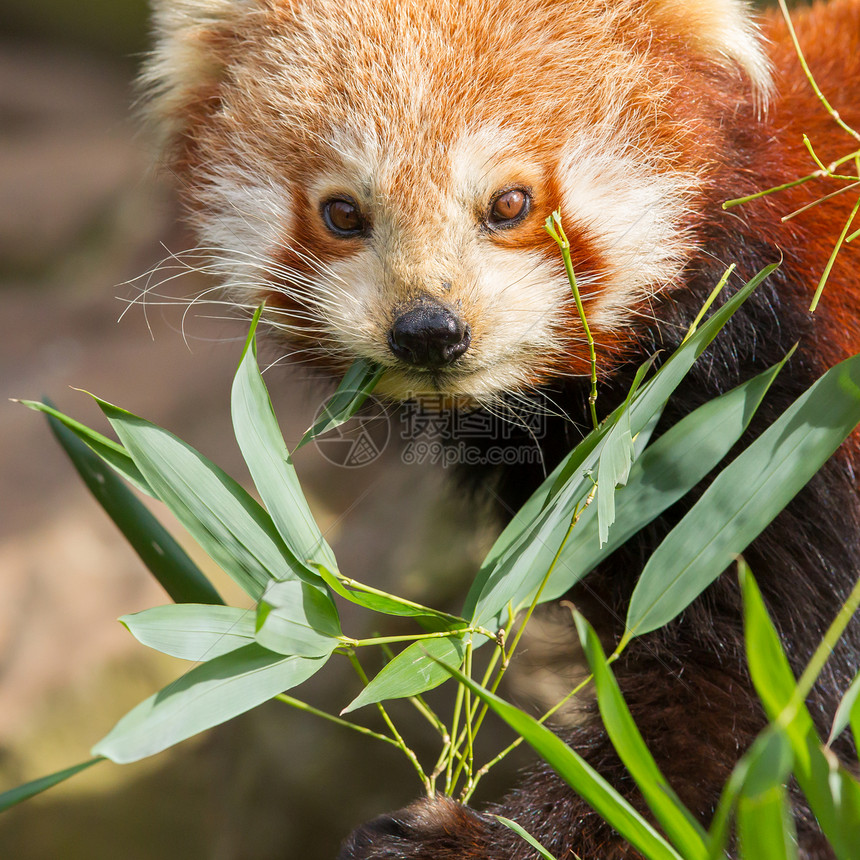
[19,399,151,495]
[737,728,797,860]
[121,605,255,660]
[0,758,104,813]
[596,384,635,547]
[738,784,797,860]
[435,662,683,860]
[707,726,793,860]
[462,366,662,622]
[625,351,860,643]
[255,579,342,658]
[542,358,787,604]
[575,613,709,860]
[828,670,860,746]
[852,687,860,756]
[316,565,465,628]
[295,358,384,449]
[342,636,466,713]
[741,567,860,858]
[467,264,777,629]
[548,263,777,500]
[44,408,223,606]
[495,816,560,860]
[232,308,337,572]
[92,645,327,763]
[95,396,313,600]
[618,263,779,443]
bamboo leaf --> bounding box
[95,396,313,600]
[316,565,465,628]
[707,726,792,860]
[828,670,860,746]
[44,408,223,605]
[19,399,151,495]
[737,728,797,860]
[232,308,337,572]
[0,758,104,813]
[436,662,684,860]
[575,613,709,860]
[92,645,327,763]
[296,358,384,449]
[738,785,797,860]
[255,579,342,658]
[542,358,787,604]
[121,605,255,660]
[496,816,560,860]
[466,264,777,629]
[741,567,860,858]
[625,351,860,642]
[596,382,635,546]
[342,637,466,713]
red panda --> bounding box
[143,0,860,857]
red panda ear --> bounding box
[141,0,248,147]
[643,0,772,105]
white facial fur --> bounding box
[189,119,698,402]
[273,124,576,402]
[145,1,772,402]
[557,127,700,329]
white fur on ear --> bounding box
[645,0,772,106]
[141,0,250,140]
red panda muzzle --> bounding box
[388,300,471,369]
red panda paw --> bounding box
[337,795,496,860]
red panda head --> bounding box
[144,0,771,403]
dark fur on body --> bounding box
[338,53,860,860]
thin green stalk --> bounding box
[476,616,516,691]
[828,149,860,171]
[683,265,735,343]
[461,672,595,803]
[722,172,824,209]
[347,651,430,794]
[445,674,467,794]
[453,488,597,791]
[276,694,399,748]
[809,192,860,312]
[545,211,598,430]
[803,133,829,173]
[347,627,492,648]
[781,180,860,222]
[723,149,860,212]
[443,620,514,784]
[781,573,860,727]
[463,640,476,787]
[777,0,860,142]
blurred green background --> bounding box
[0,3,525,858]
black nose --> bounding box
[388,302,471,368]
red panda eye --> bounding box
[488,189,530,226]
[322,197,365,236]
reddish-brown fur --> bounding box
[145,1,860,857]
